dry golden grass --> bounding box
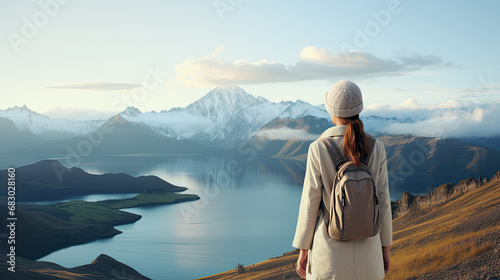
[27,269,93,279]
[387,233,495,279]
[197,251,300,280]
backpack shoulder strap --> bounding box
[319,137,345,170]
[361,135,377,166]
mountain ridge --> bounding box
[391,170,500,219]
[0,105,104,140]
[0,86,417,150]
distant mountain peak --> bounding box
[121,106,142,117]
[204,86,255,103]
[185,86,257,121]
[18,105,29,111]
[6,105,36,114]
[213,85,244,92]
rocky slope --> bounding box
[391,170,500,218]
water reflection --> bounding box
[33,154,304,280]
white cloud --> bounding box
[388,98,427,110]
[176,47,291,86]
[175,46,448,87]
[253,127,320,141]
[436,99,466,109]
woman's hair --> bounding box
[342,114,371,166]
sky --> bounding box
[1,0,499,120]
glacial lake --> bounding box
[12,154,306,280]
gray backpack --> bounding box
[319,136,380,241]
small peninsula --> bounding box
[1,189,199,259]
[0,160,188,202]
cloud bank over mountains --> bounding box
[176,45,451,87]
[252,127,320,141]
[363,99,500,138]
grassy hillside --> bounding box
[387,174,500,279]
[198,174,500,280]
[55,200,141,224]
[95,188,200,209]
[47,189,199,225]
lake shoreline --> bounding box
[2,189,200,261]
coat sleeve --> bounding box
[292,141,323,249]
[375,140,393,247]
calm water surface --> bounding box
[22,155,306,280]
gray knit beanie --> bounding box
[325,80,363,118]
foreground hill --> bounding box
[0,253,151,280]
[0,160,187,201]
[199,171,500,279]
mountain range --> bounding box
[2,86,500,197]
[0,86,414,152]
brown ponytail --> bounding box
[342,115,371,166]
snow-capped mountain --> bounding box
[0,106,105,140]
[116,86,328,147]
[278,99,329,119]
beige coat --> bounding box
[292,125,392,280]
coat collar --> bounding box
[319,125,347,138]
